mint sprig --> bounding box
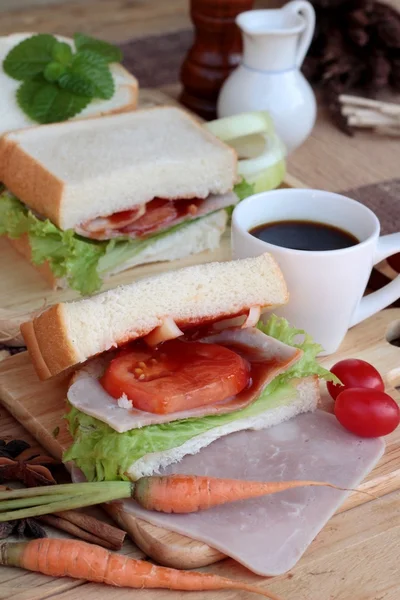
[3,33,123,124]
[3,34,57,80]
[17,80,92,125]
[74,33,123,63]
[59,50,114,100]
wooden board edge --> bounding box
[106,505,226,569]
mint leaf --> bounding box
[3,34,57,80]
[44,62,66,82]
[74,33,122,63]
[17,80,91,124]
[52,41,73,65]
[59,50,114,100]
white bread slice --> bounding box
[127,377,319,480]
[0,33,138,137]
[21,253,288,379]
[0,107,238,230]
[8,210,227,290]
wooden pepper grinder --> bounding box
[179,0,254,120]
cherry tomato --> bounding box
[101,340,250,415]
[327,358,384,401]
[335,388,400,437]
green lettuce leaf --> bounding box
[258,314,339,386]
[64,316,336,482]
[233,178,255,202]
[64,379,304,482]
[225,178,256,219]
[0,192,106,295]
[0,191,215,295]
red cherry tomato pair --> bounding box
[327,359,399,438]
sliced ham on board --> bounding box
[118,411,384,576]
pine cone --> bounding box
[347,8,370,27]
[376,17,400,48]
[307,0,400,132]
[369,50,391,89]
[346,27,369,46]
[390,58,400,88]
[311,0,348,7]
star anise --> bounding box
[0,440,58,486]
[0,517,47,540]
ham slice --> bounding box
[75,191,237,241]
[67,327,303,433]
[120,411,384,576]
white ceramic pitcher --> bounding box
[217,1,317,154]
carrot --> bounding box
[0,475,365,521]
[133,474,349,513]
[0,538,283,599]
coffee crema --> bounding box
[249,219,359,252]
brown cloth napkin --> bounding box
[343,179,400,307]
[120,31,192,89]
[344,179,400,236]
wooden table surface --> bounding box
[0,1,400,599]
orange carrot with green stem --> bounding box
[133,474,357,513]
[0,474,369,521]
[0,538,283,599]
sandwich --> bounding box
[0,106,240,295]
[21,254,334,482]
[0,32,138,136]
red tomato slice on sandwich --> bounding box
[100,340,250,414]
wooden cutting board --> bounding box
[0,308,399,569]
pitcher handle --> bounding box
[350,233,400,327]
[283,0,316,68]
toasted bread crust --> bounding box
[21,254,288,380]
[0,104,235,229]
[21,304,80,380]
[7,235,61,289]
[0,138,65,227]
[20,321,52,380]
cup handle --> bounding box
[350,233,400,327]
[283,1,316,68]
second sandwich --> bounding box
[0,107,239,295]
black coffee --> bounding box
[249,219,359,251]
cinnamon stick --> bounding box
[38,510,126,550]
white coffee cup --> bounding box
[231,188,400,355]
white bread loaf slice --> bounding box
[21,253,288,380]
[0,33,138,137]
[127,377,319,479]
[8,210,227,290]
[0,107,237,230]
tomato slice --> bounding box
[100,340,250,414]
